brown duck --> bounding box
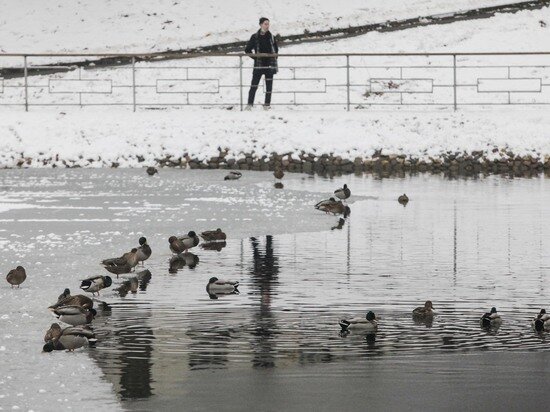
[6,266,26,288]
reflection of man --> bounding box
[245,17,279,110]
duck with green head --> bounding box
[339,311,378,332]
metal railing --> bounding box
[0,52,549,111]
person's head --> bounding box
[259,17,270,32]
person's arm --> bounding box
[245,34,256,59]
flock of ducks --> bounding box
[7,167,547,355]
[339,302,550,334]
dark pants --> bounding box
[248,68,274,105]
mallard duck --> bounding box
[135,237,152,265]
[206,277,239,298]
[182,232,199,251]
[58,288,71,302]
[200,228,227,242]
[102,248,139,275]
[339,311,378,332]
[224,171,242,181]
[6,266,26,288]
[315,199,350,217]
[43,325,96,352]
[50,293,94,310]
[146,166,158,176]
[274,169,284,180]
[80,275,112,296]
[52,306,97,326]
[480,307,502,328]
[532,309,550,332]
[413,301,435,318]
[334,184,351,200]
[398,194,409,205]
[44,323,62,342]
[200,241,227,252]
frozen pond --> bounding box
[1,169,550,411]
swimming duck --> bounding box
[274,169,284,180]
[206,277,239,298]
[339,311,378,332]
[224,171,242,181]
[50,293,94,310]
[43,325,96,352]
[480,307,502,328]
[532,309,550,332]
[135,237,152,265]
[413,301,435,318]
[6,266,26,288]
[200,228,227,242]
[102,248,139,275]
[334,184,351,200]
[80,275,112,296]
[52,306,97,326]
[146,166,158,176]
[398,194,409,205]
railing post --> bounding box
[132,57,136,112]
[346,54,350,111]
[24,56,28,112]
[453,54,457,111]
[239,56,243,111]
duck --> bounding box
[206,277,239,298]
[339,311,378,332]
[178,230,200,253]
[52,306,97,326]
[315,199,350,217]
[58,288,71,302]
[274,169,284,180]
[398,194,409,205]
[44,323,63,342]
[200,228,227,242]
[80,275,112,296]
[480,307,502,328]
[224,171,242,181]
[50,293,94,310]
[532,309,550,332]
[135,237,152,265]
[43,325,96,352]
[334,184,351,200]
[146,166,158,176]
[102,248,139,275]
[413,301,435,318]
[6,266,26,288]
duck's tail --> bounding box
[339,319,350,331]
[535,318,545,332]
[481,315,492,328]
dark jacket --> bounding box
[245,30,278,72]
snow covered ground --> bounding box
[1,0,516,55]
[0,109,549,168]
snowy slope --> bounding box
[1,0,517,54]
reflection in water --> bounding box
[200,241,227,252]
[249,236,279,368]
[169,252,200,273]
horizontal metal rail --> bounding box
[1,52,550,111]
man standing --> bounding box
[245,17,278,110]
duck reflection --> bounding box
[249,236,280,368]
[169,252,199,273]
[200,241,227,252]
[116,270,152,296]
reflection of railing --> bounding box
[1,52,549,111]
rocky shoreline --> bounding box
[8,148,550,177]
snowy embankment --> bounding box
[1,110,549,173]
[1,0,513,55]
